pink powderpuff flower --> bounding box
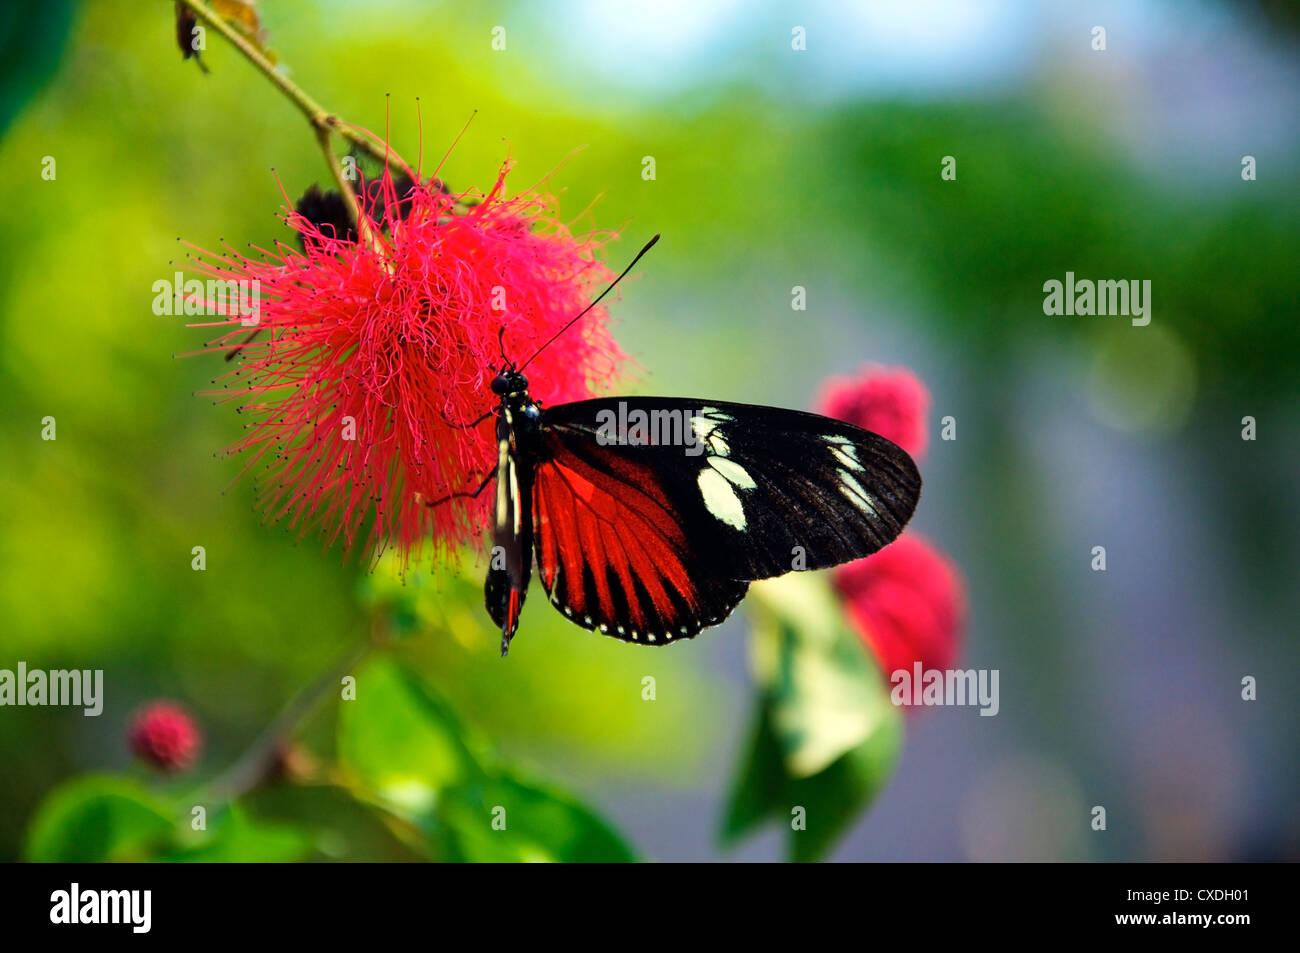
[816,364,930,460]
[832,534,967,695]
[185,157,624,562]
[127,702,202,772]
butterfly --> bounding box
[439,237,922,656]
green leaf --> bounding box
[335,657,638,861]
[435,772,637,863]
[723,703,902,862]
[162,804,313,862]
[748,573,899,777]
[241,781,431,861]
[720,705,787,844]
[25,776,176,862]
[336,657,483,821]
[784,723,902,862]
[721,574,904,861]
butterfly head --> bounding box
[491,368,530,397]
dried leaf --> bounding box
[209,0,276,63]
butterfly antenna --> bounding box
[498,326,513,370]
[517,233,659,372]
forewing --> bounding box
[540,397,922,582]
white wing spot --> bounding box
[692,414,731,456]
[708,455,756,489]
[839,470,878,515]
[698,468,747,530]
[692,415,721,439]
[831,444,865,472]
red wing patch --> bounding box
[532,439,746,643]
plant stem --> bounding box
[204,634,377,802]
[175,0,409,173]
[314,125,384,255]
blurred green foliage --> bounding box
[0,1,75,136]
[27,649,638,862]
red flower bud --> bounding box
[833,534,966,695]
[816,364,930,460]
[127,701,201,772]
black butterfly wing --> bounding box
[531,397,921,643]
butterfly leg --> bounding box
[223,327,265,362]
[439,407,495,430]
[418,471,494,509]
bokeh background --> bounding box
[1,0,1297,861]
